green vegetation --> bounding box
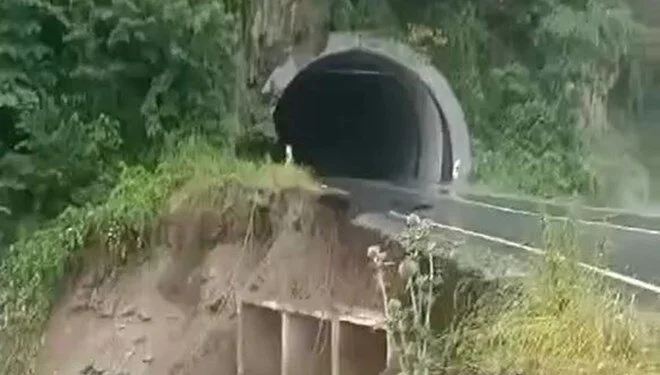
[0,0,241,247]
[383,217,660,375]
[371,216,449,374]
[455,221,659,375]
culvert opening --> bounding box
[337,321,387,375]
[273,49,452,184]
[237,299,388,375]
[238,303,282,375]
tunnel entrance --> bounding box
[266,33,473,186]
[274,62,420,180]
[273,50,445,183]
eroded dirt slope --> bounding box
[39,243,243,375]
[36,188,395,375]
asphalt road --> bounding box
[326,177,660,305]
[462,192,660,231]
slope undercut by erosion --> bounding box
[0,139,404,375]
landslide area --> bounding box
[0,140,397,375]
[39,187,385,375]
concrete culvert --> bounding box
[264,32,473,187]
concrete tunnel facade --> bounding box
[263,32,473,187]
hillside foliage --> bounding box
[0,0,240,246]
[336,0,642,200]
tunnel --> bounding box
[264,32,473,187]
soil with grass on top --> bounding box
[36,187,398,375]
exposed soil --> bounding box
[38,243,244,375]
[36,187,399,375]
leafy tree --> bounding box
[0,0,242,244]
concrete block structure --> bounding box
[237,297,387,375]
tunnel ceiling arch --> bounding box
[263,32,472,186]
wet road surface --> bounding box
[326,178,660,305]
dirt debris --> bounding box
[36,187,398,375]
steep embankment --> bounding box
[0,141,406,374]
[41,187,401,375]
[36,187,390,375]
[0,140,400,374]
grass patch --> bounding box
[0,136,316,374]
[451,221,660,375]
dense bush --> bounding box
[0,0,241,245]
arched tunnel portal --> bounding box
[265,32,472,187]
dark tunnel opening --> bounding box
[273,50,446,183]
[275,70,419,180]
